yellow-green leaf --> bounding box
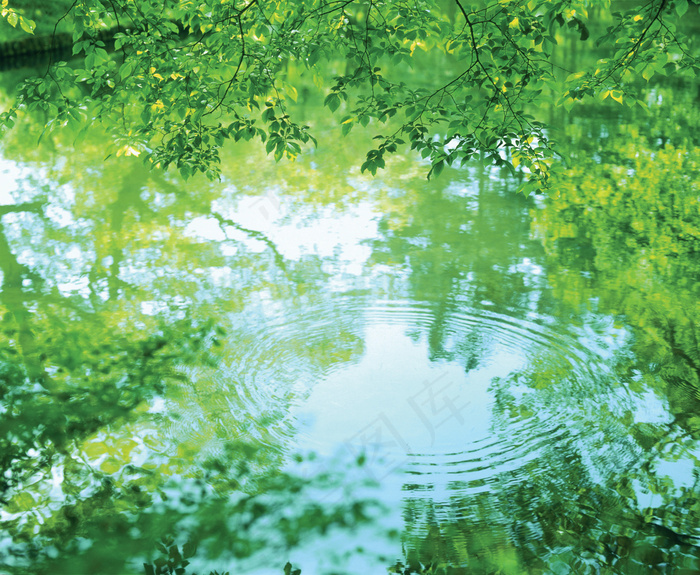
[284,84,298,103]
[19,16,34,34]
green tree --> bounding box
[1,0,698,190]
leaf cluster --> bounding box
[0,0,697,189]
[1,0,35,35]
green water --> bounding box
[1,69,699,574]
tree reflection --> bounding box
[365,83,700,573]
[0,93,377,573]
[2,63,700,575]
[522,82,700,572]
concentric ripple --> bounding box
[165,296,643,569]
[170,296,632,517]
[215,299,619,498]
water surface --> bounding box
[0,71,699,574]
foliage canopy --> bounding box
[1,0,699,190]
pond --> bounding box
[1,63,700,574]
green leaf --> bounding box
[579,24,589,41]
[341,118,353,136]
[68,108,83,123]
[429,159,445,179]
[7,11,18,27]
[517,180,539,197]
[307,47,320,66]
[119,61,134,80]
[324,93,340,112]
[675,0,689,17]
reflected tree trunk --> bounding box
[0,204,47,386]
